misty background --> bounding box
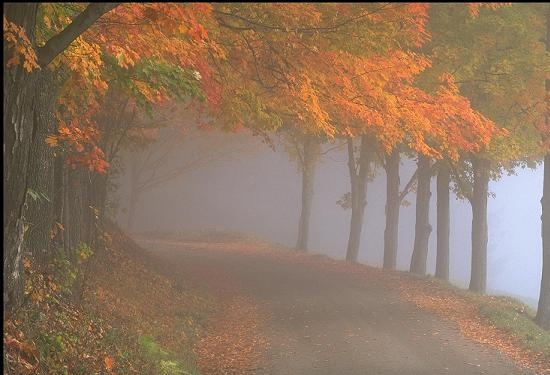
[113,131,543,308]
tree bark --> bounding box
[3,3,40,313]
[345,135,372,263]
[410,154,432,275]
[435,162,451,281]
[296,136,319,252]
[23,70,59,268]
[469,157,490,293]
[383,149,400,269]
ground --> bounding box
[135,234,548,375]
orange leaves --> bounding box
[294,74,334,137]
[468,3,512,18]
[45,135,58,148]
[104,355,115,371]
[3,16,40,72]
[52,121,110,173]
[41,3,219,173]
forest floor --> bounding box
[4,228,550,374]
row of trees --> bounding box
[3,3,549,330]
[282,4,549,330]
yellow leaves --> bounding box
[134,80,162,104]
[45,135,58,148]
[3,16,40,72]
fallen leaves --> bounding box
[395,278,550,375]
[138,232,550,374]
[194,296,268,375]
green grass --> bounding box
[428,277,550,355]
[476,296,550,355]
[138,335,202,375]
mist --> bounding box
[114,131,542,307]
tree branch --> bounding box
[37,3,119,67]
[398,169,417,203]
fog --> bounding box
[114,132,542,307]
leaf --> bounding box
[104,355,114,371]
[45,135,58,147]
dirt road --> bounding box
[135,237,534,375]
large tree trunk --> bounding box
[383,149,400,269]
[3,3,40,313]
[23,70,59,268]
[537,153,550,330]
[435,163,451,281]
[410,154,432,275]
[469,157,490,293]
[296,136,319,252]
[345,135,372,263]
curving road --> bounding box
[136,237,535,375]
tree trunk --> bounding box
[537,153,550,330]
[23,70,59,268]
[410,154,432,275]
[435,163,451,281]
[51,155,65,249]
[345,135,372,263]
[469,157,490,293]
[3,2,117,314]
[296,136,318,252]
[3,3,39,313]
[383,149,400,269]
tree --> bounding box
[422,4,547,293]
[3,2,118,313]
[535,5,550,331]
[410,154,432,275]
[3,2,217,312]
[382,149,418,270]
[435,161,451,280]
[279,130,326,252]
[383,149,401,269]
[208,4,433,262]
[344,135,377,262]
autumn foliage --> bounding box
[3,3,509,172]
[3,2,550,373]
